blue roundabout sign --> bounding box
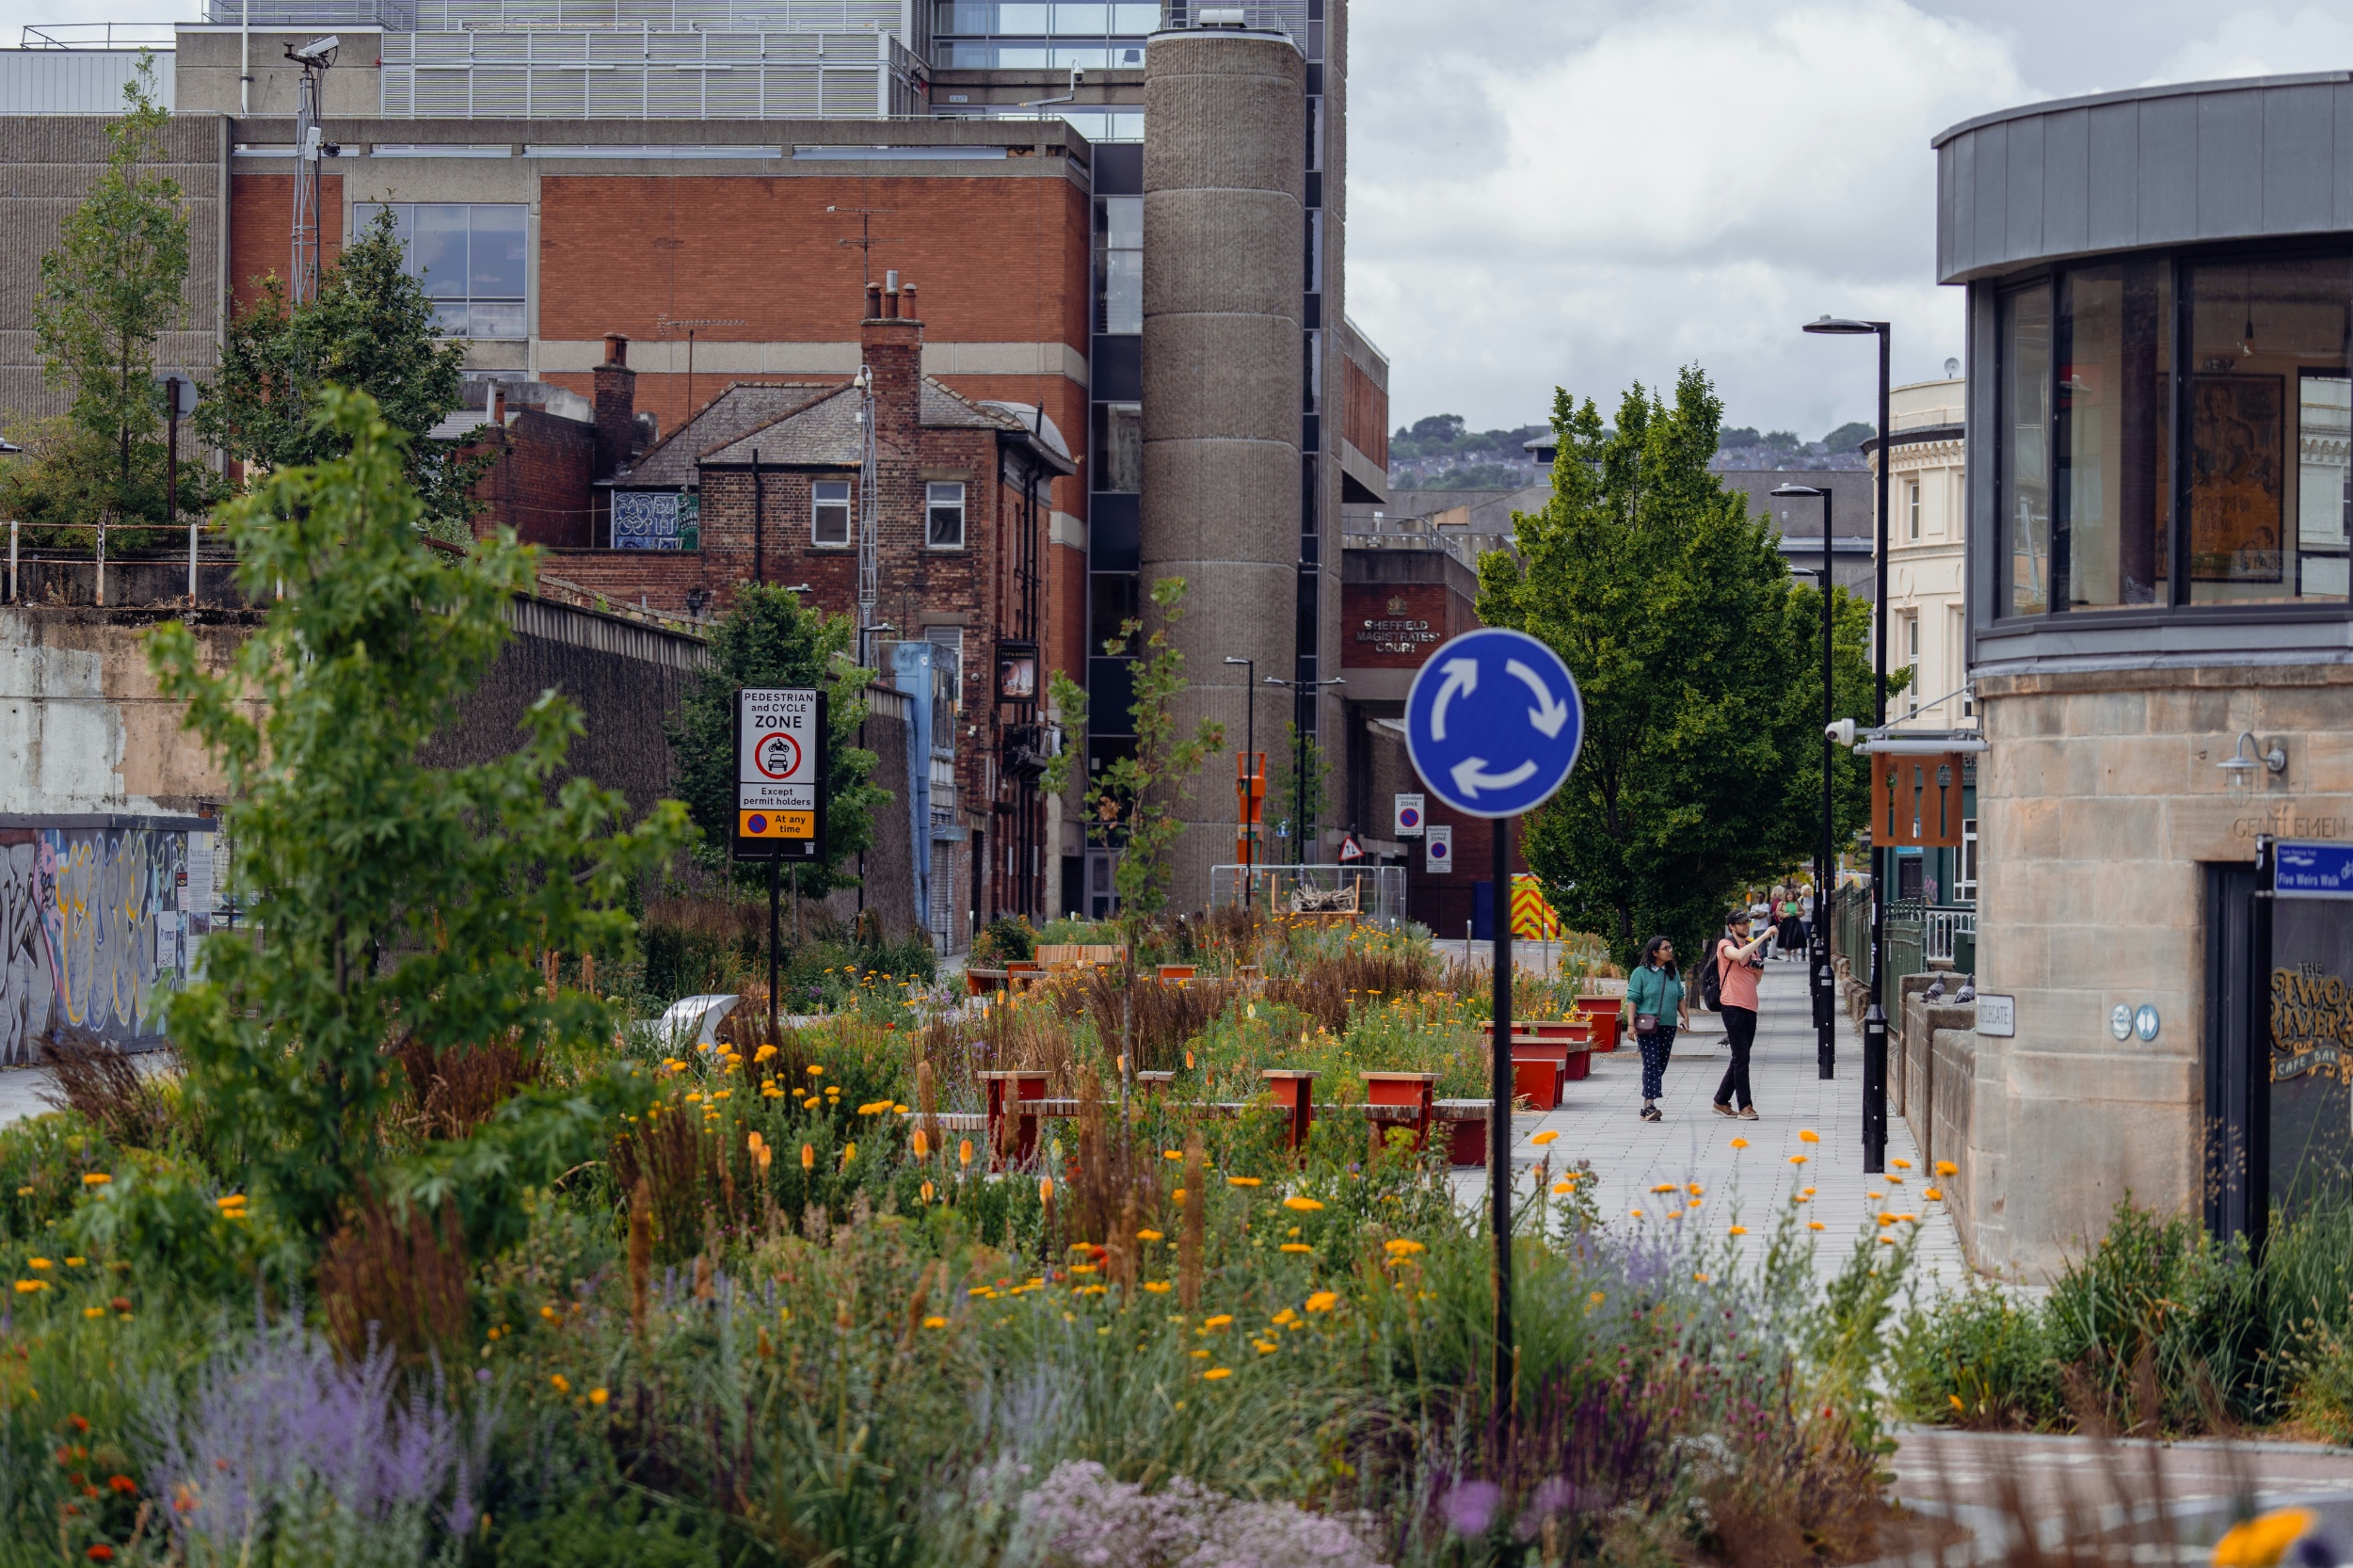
[1403,628,1584,819]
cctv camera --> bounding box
[1825,718,1857,747]
[286,34,340,66]
[1072,65,1084,81]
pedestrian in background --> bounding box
[1627,935,1688,1123]
[1712,908,1770,1119]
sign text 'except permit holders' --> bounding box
[734,687,827,862]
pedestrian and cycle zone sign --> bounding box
[734,686,826,861]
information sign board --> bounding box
[734,687,826,861]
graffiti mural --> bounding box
[0,823,212,1064]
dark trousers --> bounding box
[1715,1005,1757,1110]
[1639,1025,1676,1101]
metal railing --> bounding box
[1923,904,1976,966]
[1209,864,1407,931]
[21,23,179,47]
[1829,883,1873,984]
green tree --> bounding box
[1477,369,1879,968]
[667,583,888,903]
[197,207,480,543]
[1045,576,1225,919]
[20,55,211,542]
[1273,721,1332,859]
[147,388,690,1248]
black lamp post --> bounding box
[1802,312,1891,1175]
[1773,483,1838,1080]
[1261,673,1345,861]
[1224,655,1257,889]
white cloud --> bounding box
[2142,5,2353,86]
[1347,0,2034,436]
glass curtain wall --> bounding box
[1997,248,2353,616]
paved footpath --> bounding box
[1476,958,1976,1289]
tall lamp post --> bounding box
[1262,673,1345,863]
[1801,312,1891,1175]
[1224,656,1258,897]
[1772,483,1838,1080]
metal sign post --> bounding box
[735,686,828,1036]
[1401,626,1585,1415]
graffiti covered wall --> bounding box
[0,819,213,1064]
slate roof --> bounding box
[617,374,1075,485]
[616,382,840,488]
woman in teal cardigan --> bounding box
[1626,936,1689,1123]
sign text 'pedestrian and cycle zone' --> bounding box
[734,687,827,861]
[1403,628,1584,819]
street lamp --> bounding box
[1774,484,1838,1081]
[1261,674,1344,862]
[1801,312,1892,1174]
[1224,656,1258,888]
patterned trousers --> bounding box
[1638,1025,1676,1101]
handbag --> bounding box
[1634,1012,1660,1035]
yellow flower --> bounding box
[1924,1187,1945,1200]
[1693,1272,1711,1283]
[1730,1137,1750,1149]
[1203,1314,1233,1329]
[1552,1181,1575,1194]
[1798,1129,1819,1144]
[63,1257,84,1268]
[1588,1291,1605,1306]
[26,1258,51,1271]
[1144,1281,1173,1294]
[14,1280,44,1293]
[1254,1338,1278,1354]
[921,1316,949,1329]
[1950,1394,1965,1412]
[1190,1348,1210,1358]
[1226,1176,1262,1189]
[1650,1182,1677,1194]
[1878,1236,1897,1246]
[13,1187,29,1196]
[1727,1225,1748,1236]
[1282,1196,1323,1212]
[1687,1184,1704,1197]
[590,1387,609,1406]
[83,1305,104,1319]
[754,1044,777,1062]
[1878,1213,1897,1226]
[1384,1239,1425,1256]
[2215,1509,2317,1568]
[806,1064,824,1076]
[1038,1177,1054,1203]
[1162,1149,1183,1161]
[1305,1291,1339,1313]
[1279,1242,1312,1254]
[81,1173,110,1187]
[551,1374,571,1395]
[920,1180,936,1203]
[801,1144,815,1170]
[1529,1130,1560,1146]
[959,1139,974,1167]
[1137,1228,1165,1242]
[1790,1155,1809,1166]
[1272,1308,1299,1325]
[1202,1367,1233,1381]
[1935,1160,1958,1176]
[1808,1220,1826,1230]
[1630,1208,1644,1219]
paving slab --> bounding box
[1470,958,1977,1289]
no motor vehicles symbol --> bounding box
[754,731,803,780]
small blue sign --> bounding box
[2277,840,2353,898]
[1404,628,1584,820]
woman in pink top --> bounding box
[1712,908,1770,1119]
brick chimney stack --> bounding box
[860,271,922,456]
[593,333,636,479]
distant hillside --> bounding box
[1385,414,1875,489]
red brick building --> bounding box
[556,279,1073,923]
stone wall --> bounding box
[1957,660,2353,1278]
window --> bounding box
[1958,818,1978,903]
[1091,402,1141,493]
[1998,283,2053,615]
[351,202,527,341]
[1095,196,1140,334]
[1907,480,1920,539]
[927,481,967,549]
[812,480,851,547]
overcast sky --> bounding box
[1347,0,2353,439]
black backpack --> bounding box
[1698,935,1726,1013]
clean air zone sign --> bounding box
[735,687,826,861]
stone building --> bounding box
[1934,71,2353,1276]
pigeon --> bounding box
[1953,977,1976,1004]
[1923,975,1946,1002]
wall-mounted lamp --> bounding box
[2218,730,2286,789]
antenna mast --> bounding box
[286,37,340,304]
[856,360,879,646]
